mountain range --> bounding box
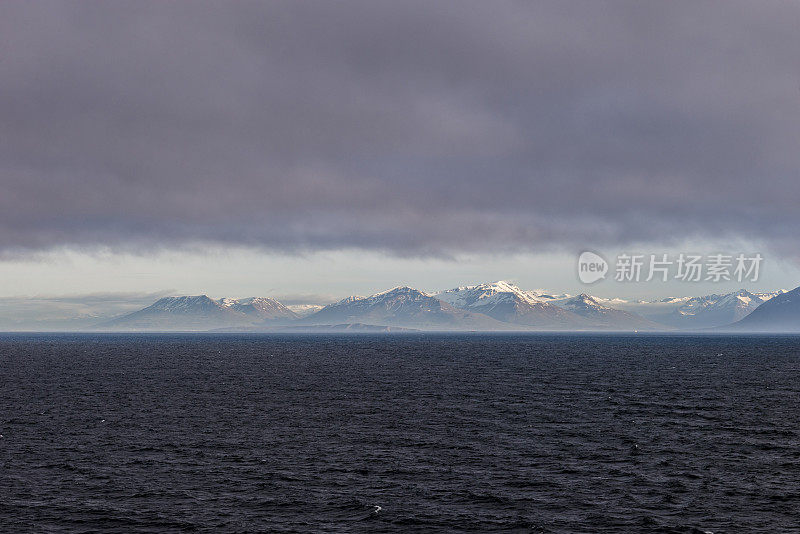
[297,286,511,331]
[434,282,584,328]
[88,281,800,332]
[723,287,800,332]
[644,289,783,329]
[99,295,297,331]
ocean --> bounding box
[2,333,799,533]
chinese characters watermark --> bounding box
[578,252,763,284]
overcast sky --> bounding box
[1,1,799,303]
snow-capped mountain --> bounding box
[436,281,543,307]
[753,290,787,301]
[435,281,590,328]
[550,294,660,330]
[219,296,297,320]
[285,304,325,317]
[303,286,509,330]
[649,289,784,329]
[678,290,762,319]
[726,286,800,332]
[596,296,692,318]
[98,295,296,331]
[81,284,792,332]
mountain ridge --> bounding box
[302,286,513,330]
[47,283,800,332]
[436,281,598,329]
[723,287,800,332]
[97,295,297,331]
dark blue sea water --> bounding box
[2,334,800,533]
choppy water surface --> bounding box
[2,334,800,533]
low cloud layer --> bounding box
[2,1,799,255]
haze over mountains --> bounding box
[47,281,796,333]
[434,282,581,329]
[723,287,800,332]
[299,287,510,331]
[99,296,298,331]
[644,290,784,329]
[549,294,660,331]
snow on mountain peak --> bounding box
[150,295,218,311]
[672,289,769,322]
[333,295,365,306]
[554,293,611,312]
[435,280,549,308]
[369,286,431,300]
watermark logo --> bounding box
[578,252,763,284]
[577,251,609,284]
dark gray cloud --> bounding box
[1,1,799,255]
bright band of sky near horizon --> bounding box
[1,245,799,303]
